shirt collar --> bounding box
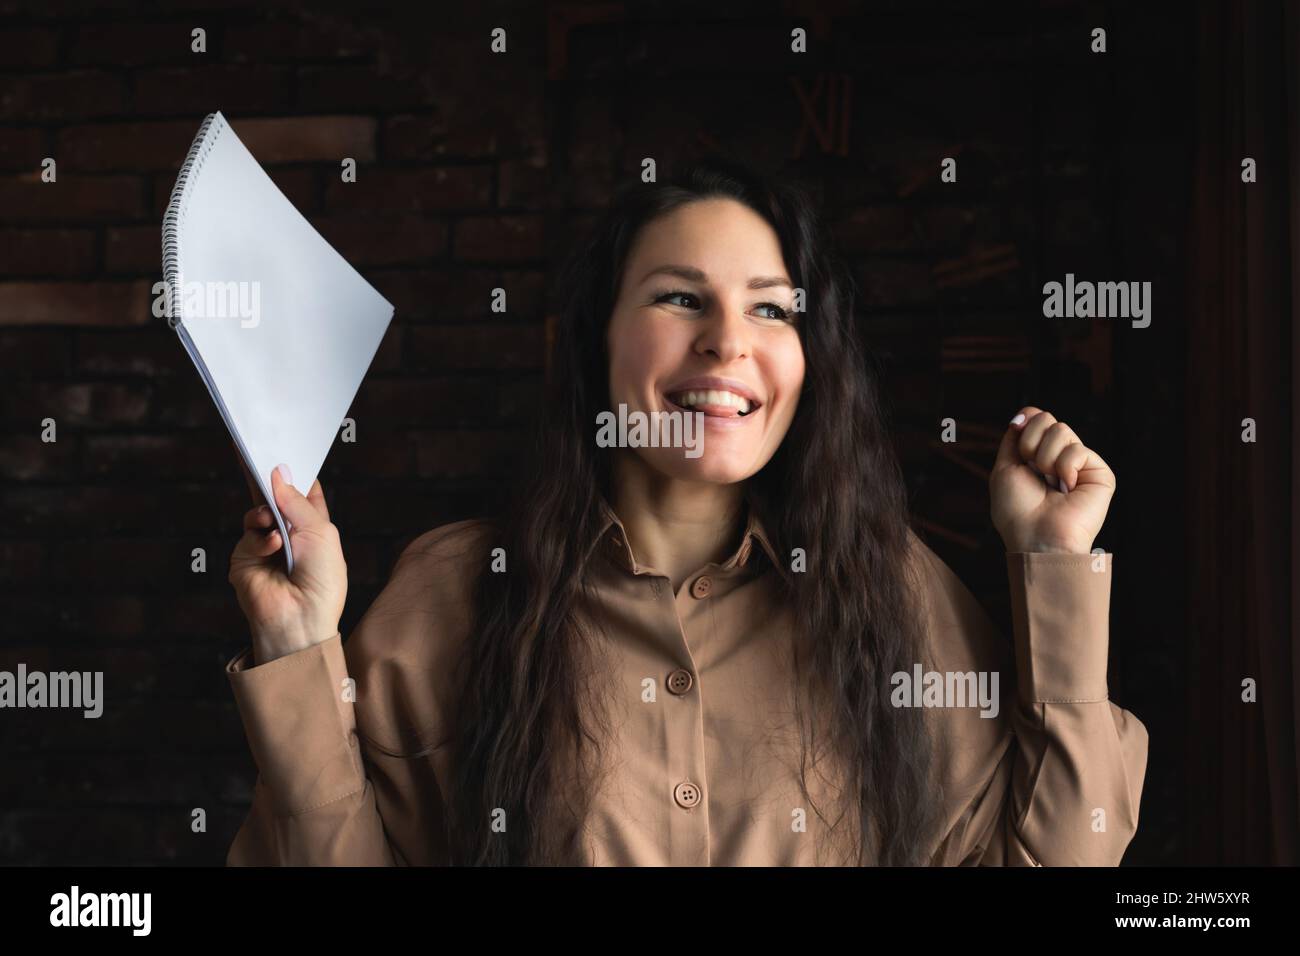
[594,495,785,580]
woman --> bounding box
[225,157,1148,866]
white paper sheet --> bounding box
[163,111,394,574]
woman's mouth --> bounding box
[664,388,761,418]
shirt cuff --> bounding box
[1006,551,1112,704]
[225,633,365,815]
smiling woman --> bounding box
[223,155,1148,867]
[604,197,805,493]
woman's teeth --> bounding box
[670,389,753,415]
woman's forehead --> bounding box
[624,202,790,284]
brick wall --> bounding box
[0,0,1191,863]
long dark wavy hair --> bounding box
[443,155,942,865]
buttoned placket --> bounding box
[604,527,748,866]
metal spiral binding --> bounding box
[161,112,224,331]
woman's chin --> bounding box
[636,448,759,486]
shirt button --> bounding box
[689,575,712,599]
[666,668,694,695]
[673,781,701,809]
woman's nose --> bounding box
[694,303,751,363]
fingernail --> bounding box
[276,463,293,487]
[1009,412,1026,426]
[1058,475,1068,493]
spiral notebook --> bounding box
[162,111,394,574]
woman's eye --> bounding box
[653,289,700,309]
[652,290,793,323]
[754,302,791,321]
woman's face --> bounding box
[606,197,806,485]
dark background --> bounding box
[0,0,1293,865]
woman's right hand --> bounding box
[229,462,348,666]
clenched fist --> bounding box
[990,406,1116,555]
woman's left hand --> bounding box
[989,406,1116,554]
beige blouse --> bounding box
[224,503,1149,866]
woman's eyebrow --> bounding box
[638,264,793,290]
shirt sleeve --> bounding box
[223,634,403,865]
[223,521,486,867]
[927,550,1150,867]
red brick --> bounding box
[0,806,205,868]
[406,323,545,370]
[832,205,912,254]
[83,433,230,479]
[167,483,260,534]
[382,113,450,162]
[383,112,500,161]
[570,94,618,162]
[0,127,46,171]
[297,65,439,112]
[311,214,447,266]
[0,433,79,480]
[0,27,59,68]
[497,374,544,422]
[0,72,129,121]
[0,484,160,533]
[0,594,130,635]
[369,269,481,321]
[324,166,492,213]
[340,537,381,584]
[149,377,224,427]
[69,22,205,67]
[266,166,320,210]
[0,230,97,277]
[0,539,49,586]
[0,174,145,223]
[350,375,535,427]
[57,120,206,171]
[2,382,151,426]
[413,429,527,478]
[499,270,547,317]
[330,483,447,535]
[0,281,153,327]
[564,158,615,208]
[370,324,403,371]
[379,496,493,541]
[74,328,184,377]
[370,268,545,322]
[152,591,244,637]
[498,158,554,209]
[550,212,600,257]
[323,429,410,478]
[225,20,370,61]
[452,214,545,262]
[230,115,377,164]
[61,537,182,589]
[371,269,462,321]
[0,329,70,376]
[105,225,162,275]
[859,259,936,308]
[84,594,149,637]
[0,754,239,808]
[132,65,293,116]
[411,78,544,161]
